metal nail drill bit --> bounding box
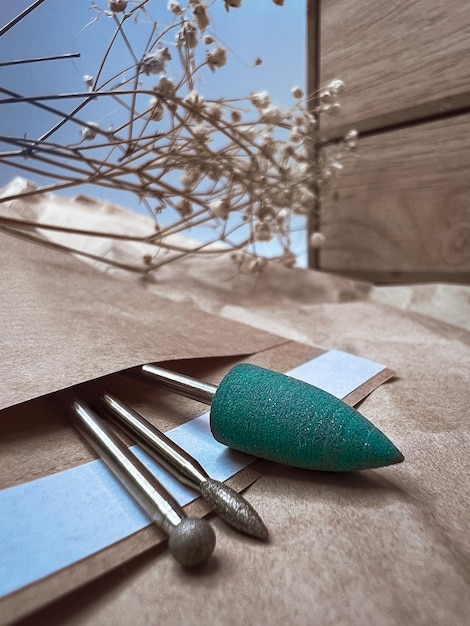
[71,401,216,567]
[101,393,269,540]
[141,363,405,472]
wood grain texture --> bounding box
[320,0,470,129]
[320,114,470,279]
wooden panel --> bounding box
[320,114,470,282]
[320,0,470,129]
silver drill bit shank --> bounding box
[101,393,268,540]
[71,401,216,567]
[142,364,216,404]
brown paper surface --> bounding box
[0,337,392,623]
[2,195,470,626]
[0,231,286,411]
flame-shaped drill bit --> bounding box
[71,401,216,567]
[101,393,269,540]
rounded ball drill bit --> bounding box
[168,518,216,567]
[142,363,404,472]
[102,394,268,540]
[71,401,216,567]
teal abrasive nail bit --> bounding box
[141,363,404,472]
[100,393,269,540]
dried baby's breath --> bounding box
[0,2,355,274]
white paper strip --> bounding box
[0,351,385,597]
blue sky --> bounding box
[0,1,308,262]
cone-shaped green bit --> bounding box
[142,363,404,472]
[211,364,403,472]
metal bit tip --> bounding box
[169,517,216,567]
[71,401,216,567]
[101,393,268,540]
[200,479,269,540]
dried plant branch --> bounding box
[0,0,357,273]
[0,53,80,68]
[0,0,47,38]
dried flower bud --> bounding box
[224,0,242,11]
[192,123,210,140]
[83,75,93,91]
[231,110,242,123]
[167,101,178,114]
[176,199,193,217]
[143,254,153,265]
[294,162,310,177]
[260,105,284,125]
[281,144,295,159]
[207,164,223,182]
[322,102,341,116]
[272,187,292,207]
[344,129,358,150]
[272,0,285,5]
[310,231,326,248]
[290,128,302,143]
[256,202,273,220]
[192,3,210,31]
[291,86,304,99]
[276,208,290,223]
[254,221,273,242]
[327,78,345,95]
[180,168,200,188]
[183,90,205,116]
[141,48,172,75]
[81,122,100,141]
[293,148,308,163]
[250,90,270,109]
[203,34,215,44]
[239,125,256,142]
[167,0,183,15]
[303,111,317,131]
[149,97,164,121]
[260,134,276,157]
[184,90,203,107]
[210,198,230,220]
[205,102,223,120]
[319,89,334,105]
[176,21,198,48]
[108,0,127,13]
[155,75,176,97]
[206,46,227,70]
[299,189,316,208]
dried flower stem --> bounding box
[0,1,354,273]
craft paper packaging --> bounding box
[0,233,394,622]
[2,191,470,625]
[0,347,392,623]
[0,232,285,410]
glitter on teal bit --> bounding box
[210,363,404,472]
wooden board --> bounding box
[320,0,470,129]
[320,113,470,281]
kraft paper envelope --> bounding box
[0,231,287,410]
[2,199,470,626]
[0,231,275,616]
[0,232,392,623]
